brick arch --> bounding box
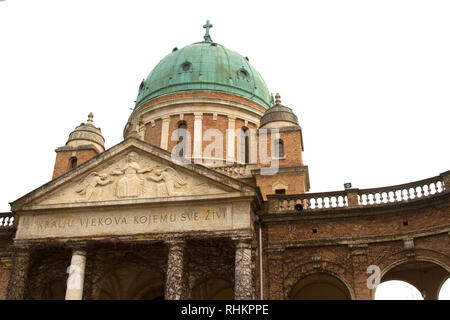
[283,260,355,300]
[374,248,450,278]
[371,250,450,300]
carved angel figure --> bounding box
[111,151,152,198]
[75,172,112,200]
[147,166,187,196]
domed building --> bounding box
[0,22,449,301]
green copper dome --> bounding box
[135,23,272,109]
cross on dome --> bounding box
[275,93,281,105]
[203,20,213,42]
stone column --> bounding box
[234,239,254,300]
[160,116,170,150]
[65,249,87,300]
[6,247,31,300]
[164,240,186,300]
[193,113,203,162]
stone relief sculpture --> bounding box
[147,166,187,196]
[75,172,112,200]
[111,151,152,198]
[39,151,226,205]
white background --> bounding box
[0,0,449,299]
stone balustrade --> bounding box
[0,212,14,229]
[268,171,449,213]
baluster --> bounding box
[409,187,415,200]
[436,181,443,193]
[415,186,422,198]
[325,197,330,208]
[319,197,324,209]
[303,198,309,210]
[381,191,388,204]
[422,185,430,197]
[366,193,372,205]
[430,182,436,195]
[395,189,401,202]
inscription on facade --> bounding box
[15,205,237,240]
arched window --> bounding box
[70,157,77,170]
[275,139,284,158]
[240,127,250,164]
[177,122,187,158]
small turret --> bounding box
[52,113,105,179]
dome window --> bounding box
[139,80,145,92]
[239,70,248,79]
[182,62,192,72]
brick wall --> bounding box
[52,149,98,179]
[262,196,450,300]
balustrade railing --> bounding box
[357,175,445,206]
[0,212,14,229]
[268,171,449,213]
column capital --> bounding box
[231,235,252,242]
[194,112,203,120]
[165,238,186,247]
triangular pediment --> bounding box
[11,138,259,211]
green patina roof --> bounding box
[135,23,272,110]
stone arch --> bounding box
[373,256,450,300]
[288,271,354,300]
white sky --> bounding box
[0,0,449,212]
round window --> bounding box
[240,70,247,79]
[182,62,191,71]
